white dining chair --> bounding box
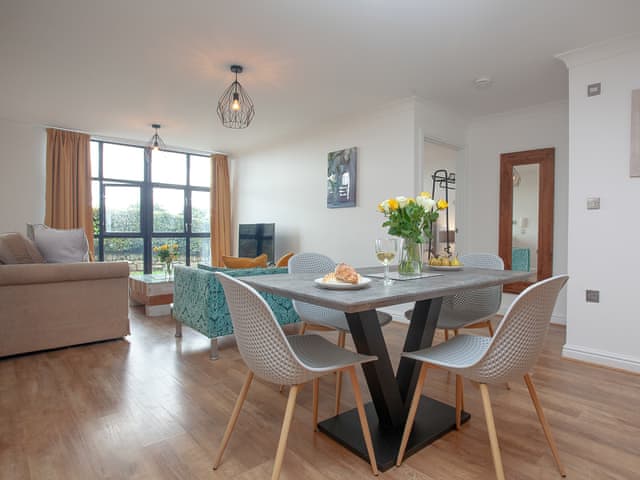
[405,253,504,339]
[213,272,379,479]
[396,275,569,480]
[288,252,392,414]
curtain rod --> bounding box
[39,124,227,157]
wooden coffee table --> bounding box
[128,273,174,317]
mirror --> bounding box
[499,148,554,293]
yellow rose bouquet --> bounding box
[377,192,448,274]
[153,243,179,264]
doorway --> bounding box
[424,140,458,257]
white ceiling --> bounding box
[1,0,639,154]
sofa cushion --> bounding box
[0,233,45,264]
[28,224,89,263]
[0,261,130,287]
[275,251,294,267]
[221,253,268,269]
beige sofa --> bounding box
[0,261,130,357]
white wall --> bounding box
[462,101,569,323]
[232,98,468,269]
[231,100,416,267]
[559,35,640,372]
[0,118,46,233]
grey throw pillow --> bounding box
[28,224,89,263]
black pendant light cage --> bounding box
[217,65,255,129]
[149,123,166,151]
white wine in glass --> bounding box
[375,238,398,286]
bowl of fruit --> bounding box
[428,255,464,271]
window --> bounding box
[91,140,211,273]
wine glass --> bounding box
[375,238,398,286]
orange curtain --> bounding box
[44,128,95,259]
[211,154,231,266]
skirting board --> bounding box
[562,344,640,373]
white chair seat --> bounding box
[289,252,394,418]
[403,334,490,370]
[288,334,376,372]
[298,304,392,331]
[396,275,569,480]
[214,272,380,478]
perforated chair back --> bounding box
[288,252,336,274]
[442,253,504,318]
[465,275,568,384]
[288,253,344,325]
[216,272,316,385]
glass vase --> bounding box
[164,261,174,279]
[398,239,423,276]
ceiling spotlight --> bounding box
[148,124,165,151]
[217,65,255,129]
[474,76,493,89]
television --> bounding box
[238,223,275,263]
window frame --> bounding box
[92,140,211,273]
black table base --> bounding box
[318,396,470,472]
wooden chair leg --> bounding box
[396,363,428,466]
[479,384,505,480]
[312,378,319,432]
[348,367,379,476]
[455,375,463,429]
[454,329,459,336]
[271,384,300,480]
[524,374,566,477]
[213,371,254,470]
[487,322,495,337]
[299,322,307,335]
[335,331,346,415]
[444,329,449,341]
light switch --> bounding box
[587,83,601,97]
[586,290,600,303]
[587,197,600,210]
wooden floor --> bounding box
[1,309,639,480]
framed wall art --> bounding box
[327,147,357,208]
[631,89,640,177]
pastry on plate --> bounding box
[334,263,359,284]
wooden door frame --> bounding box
[499,148,554,294]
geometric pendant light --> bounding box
[148,124,166,151]
[217,65,255,129]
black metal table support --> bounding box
[318,297,470,472]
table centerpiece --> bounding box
[377,192,448,275]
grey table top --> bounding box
[238,266,531,314]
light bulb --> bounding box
[231,92,241,111]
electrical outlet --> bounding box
[587,83,601,97]
[586,290,600,303]
[587,197,600,210]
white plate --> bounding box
[427,265,464,271]
[314,276,372,290]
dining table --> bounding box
[238,265,531,472]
